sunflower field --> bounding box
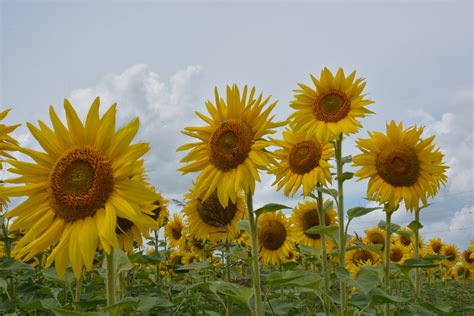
[0,68,473,316]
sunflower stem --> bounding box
[106,249,118,316]
[154,229,161,282]
[335,135,347,315]
[74,273,83,309]
[246,193,264,316]
[384,207,393,316]
[414,208,421,299]
[317,185,331,316]
[225,241,232,316]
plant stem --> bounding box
[414,209,421,299]
[74,273,83,308]
[246,193,264,316]
[224,241,232,316]
[384,208,393,316]
[106,249,117,316]
[154,229,161,282]
[317,186,331,316]
[335,134,347,315]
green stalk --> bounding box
[414,209,421,299]
[225,241,232,316]
[316,186,330,316]
[154,229,161,281]
[106,249,117,316]
[384,208,393,316]
[335,135,347,314]
[246,193,264,316]
[74,273,83,308]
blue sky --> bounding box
[1,1,473,248]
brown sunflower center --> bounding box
[369,233,385,249]
[352,249,374,266]
[302,210,330,240]
[376,144,420,187]
[464,250,473,264]
[446,248,457,262]
[289,141,322,175]
[400,235,412,247]
[313,91,351,122]
[432,242,442,254]
[171,225,182,240]
[116,217,134,234]
[49,147,114,222]
[259,220,287,250]
[209,120,254,171]
[197,192,238,228]
[390,248,403,262]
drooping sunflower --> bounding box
[0,109,20,169]
[183,187,246,243]
[428,238,445,256]
[441,244,460,268]
[389,241,410,264]
[258,211,296,265]
[177,85,284,207]
[354,121,448,211]
[269,129,334,197]
[165,214,186,249]
[346,247,381,278]
[363,227,386,251]
[290,199,337,248]
[1,98,158,278]
[150,189,169,227]
[289,68,374,140]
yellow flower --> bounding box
[290,199,337,248]
[269,129,334,197]
[462,247,474,268]
[428,238,445,256]
[151,189,169,227]
[289,68,374,140]
[258,211,296,265]
[363,227,386,251]
[353,121,448,211]
[177,85,284,207]
[441,244,460,268]
[165,214,186,249]
[449,263,473,281]
[389,241,410,264]
[183,252,200,265]
[396,227,414,249]
[346,247,381,278]
[0,109,20,170]
[2,98,158,278]
[183,187,246,243]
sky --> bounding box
[1,0,473,248]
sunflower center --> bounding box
[432,242,442,254]
[369,233,385,249]
[116,217,134,234]
[400,235,412,247]
[446,249,457,262]
[390,248,403,262]
[302,210,330,240]
[49,147,114,222]
[313,91,351,122]
[352,249,373,266]
[259,220,287,250]
[171,226,182,240]
[376,145,420,187]
[289,141,322,175]
[464,250,473,264]
[209,120,254,171]
[197,192,238,228]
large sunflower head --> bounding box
[389,241,410,264]
[269,129,334,197]
[289,68,374,140]
[345,247,380,278]
[183,186,246,243]
[353,121,448,211]
[258,211,296,266]
[441,244,460,268]
[0,109,20,170]
[363,227,386,251]
[428,238,445,256]
[177,85,284,207]
[1,98,158,278]
[165,213,186,249]
[290,199,337,248]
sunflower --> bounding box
[363,227,386,251]
[346,247,380,278]
[289,68,374,140]
[462,247,474,268]
[177,85,283,207]
[269,129,334,197]
[396,227,414,249]
[353,121,448,211]
[428,238,445,256]
[183,187,246,243]
[290,199,337,248]
[0,109,20,169]
[183,252,199,265]
[449,263,474,281]
[151,189,169,227]
[165,214,186,249]
[258,211,296,265]
[441,244,459,268]
[390,241,410,264]
[1,98,158,278]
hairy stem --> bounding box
[106,249,117,316]
[317,186,331,316]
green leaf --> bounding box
[237,220,250,232]
[408,220,424,232]
[353,240,383,253]
[347,206,381,219]
[421,254,451,261]
[255,203,290,218]
[41,298,104,316]
[265,298,293,315]
[341,155,352,165]
[315,187,338,199]
[175,261,212,270]
[336,172,354,182]
[135,296,174,311]
[352,269,379,295]
[209,281,253,305]
[305,225,338,236]
[115,250,133,274]
[420,301,452,313]
[378,220,400,233]
[368,288,410,304]
[298,245,322,258]
[399,258,438,269]
[267,270,321,291]
[334,267,351,283]
[104,297,139,314]
[407,304,437,316]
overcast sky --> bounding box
[1,0,473,248]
